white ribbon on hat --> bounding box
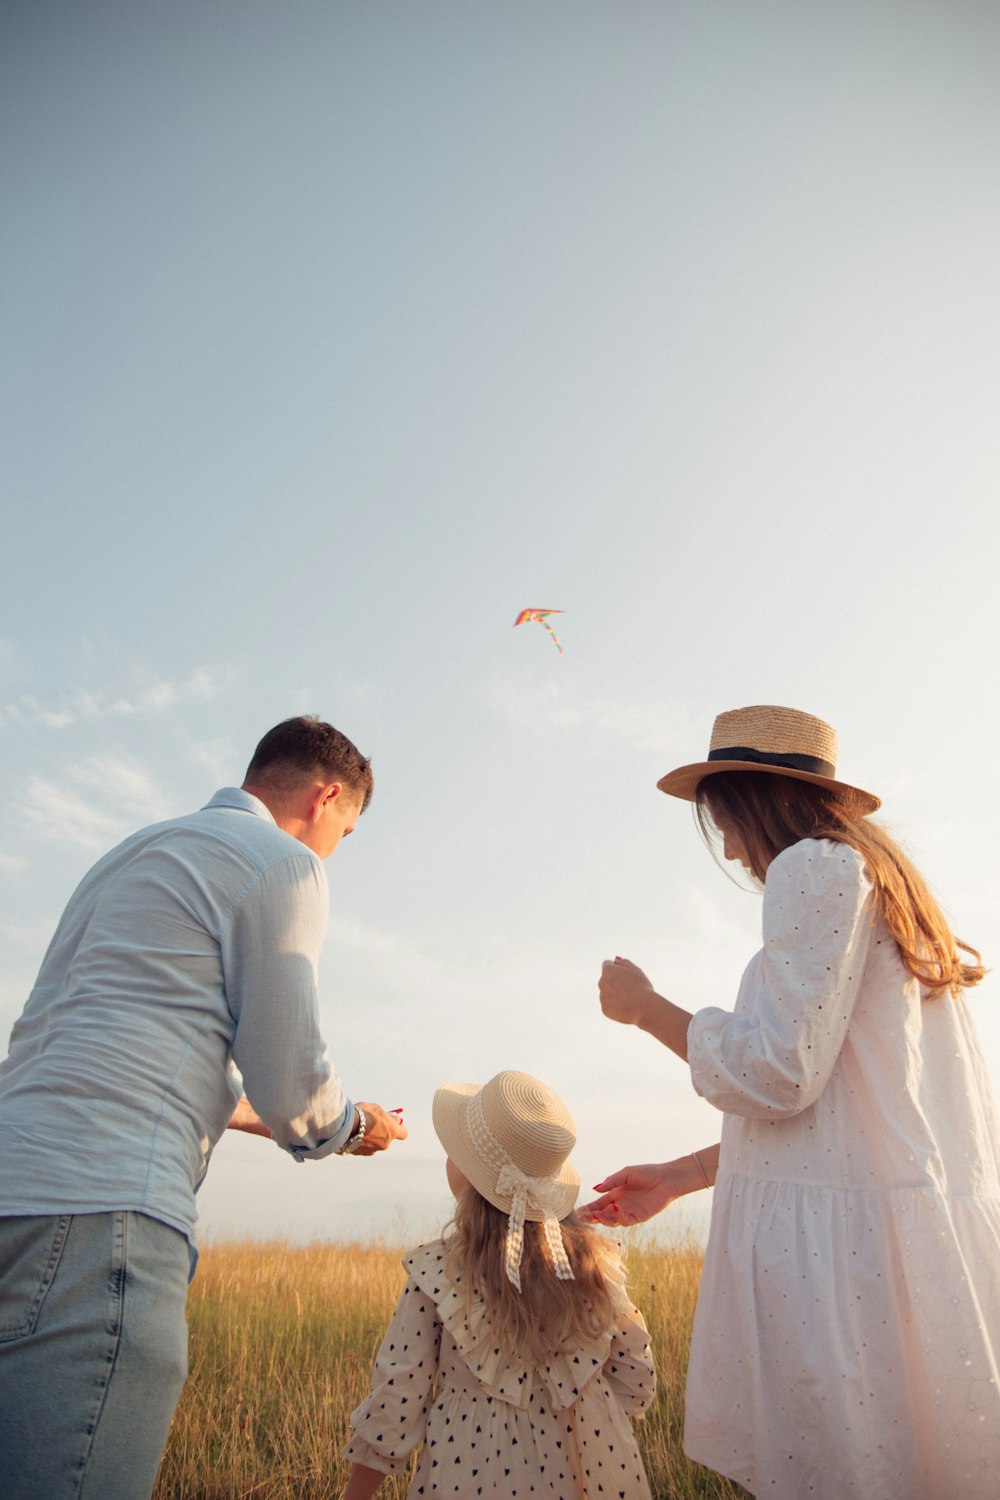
[494,1162,575,1291]
[467,1091,575,1292]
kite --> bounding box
[513,608,565,654]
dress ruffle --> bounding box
[346,1238,656,1498]
[404,1240,628,1411]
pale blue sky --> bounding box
[2,1,998,1244]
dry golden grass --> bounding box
[154,1238,749,1500]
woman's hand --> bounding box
[598,956,656,1026]
[579,1150,718,1227]
[598,957,693,1061]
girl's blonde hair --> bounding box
[443,1186,617,1368]
[696,771,984,1000]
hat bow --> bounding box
[494,1161,575,1291]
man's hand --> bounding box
[349,1101,408,1156]
[226,1097,272,1137]
[229,1096,407,1154]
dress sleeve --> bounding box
[344,1277,442,1474]
[602,1304,656,1416]
[687,840,874,1119]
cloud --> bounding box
[328,910,605,1024]
[22,755,175,851]
[187,736,241,785]
[3,695,75,729]
[0,639,23,688]
[22,778,130,850]
[68,756,174,821]
[0,918,57,951]
[486,669,698,754]
[3,667,225,730]
[331,914,462,996]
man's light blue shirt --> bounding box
[0,788,354,1245]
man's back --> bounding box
[0,787,335,1242]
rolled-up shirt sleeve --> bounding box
[688,840,874,1119]
[222,852,354,1158]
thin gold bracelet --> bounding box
[691,1150,711,1190]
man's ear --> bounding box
[310,781,344,821]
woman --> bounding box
[585,704,1000,1500]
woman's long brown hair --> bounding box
[443,1188,618,1368]
[696,770,984,1000]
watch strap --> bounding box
[339,1105,367,1155]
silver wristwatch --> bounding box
[338,1106,367,1155]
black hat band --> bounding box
[707,745,836,777]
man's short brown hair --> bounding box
[244,716,373,811]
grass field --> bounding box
[153,1238,750,1500]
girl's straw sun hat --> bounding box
[657,704,880,815]
[433,1070,580,1289]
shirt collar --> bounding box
[202,787,277,826]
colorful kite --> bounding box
[513,608,565,654]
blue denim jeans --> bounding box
[0,1211,190,1500]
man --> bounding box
[0,715,406,1500]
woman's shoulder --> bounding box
[763,839,873,924]
[768,836,869,887]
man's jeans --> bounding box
[0,1211,190,1500]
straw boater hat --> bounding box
[433,1070,580,1291]
[657,704,881,815]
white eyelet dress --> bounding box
[684,837,1000,1499]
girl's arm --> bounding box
[343,1277,441,1479]
[342,1462,387,1500]
[603,1305,657,1416]
[579,1146,720,1227]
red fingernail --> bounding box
[390,1108,404,1114]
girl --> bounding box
[343,1069,655,1499]
[585,704,1000,1500]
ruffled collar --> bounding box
[404,1239,630,1411]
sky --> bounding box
[2,0,999,1248]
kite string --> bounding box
[339,1009,427,1082]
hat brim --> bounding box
[657,759,881,815]
[432,1081,579,1222]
